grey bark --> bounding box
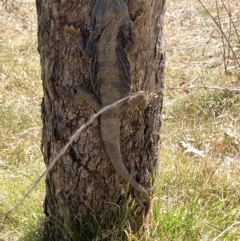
[36,0,165,240]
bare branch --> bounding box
[164,85,240,92]
[0,92,148,222]
[212,221,240,241]
[1,84,239,222]
[197,0,240,69]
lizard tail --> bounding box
[101,117,150,214]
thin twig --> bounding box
[215,0,228,72]
[197,0,240,69]
[0,92,147,222]
[220,0,240,42]
[1,85,239,222]
[164,85,240,92]
[212,221,240,241]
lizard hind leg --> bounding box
[65,88,101,111]
[120,92,147,113]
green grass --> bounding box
[1,0,240,240]
[155,116,240,240]
[0,1,45,240]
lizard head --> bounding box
[90,0,131,35]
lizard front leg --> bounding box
[63,26,101,109]
[120,92,147,113]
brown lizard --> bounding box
[64,0,150,214]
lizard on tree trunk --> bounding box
[64,0,150,214]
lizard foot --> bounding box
[64,25,82,41]
[120,92,147,113]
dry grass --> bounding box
[0,1,45,240]
[158,0,240,240]
[0,0,240,240]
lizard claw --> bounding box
[64,25,82,41]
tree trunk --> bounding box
[36,0,165,240]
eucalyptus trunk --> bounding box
[36,0,165,240]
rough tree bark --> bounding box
[36,0,165,240]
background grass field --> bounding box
[0,0,239,240]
